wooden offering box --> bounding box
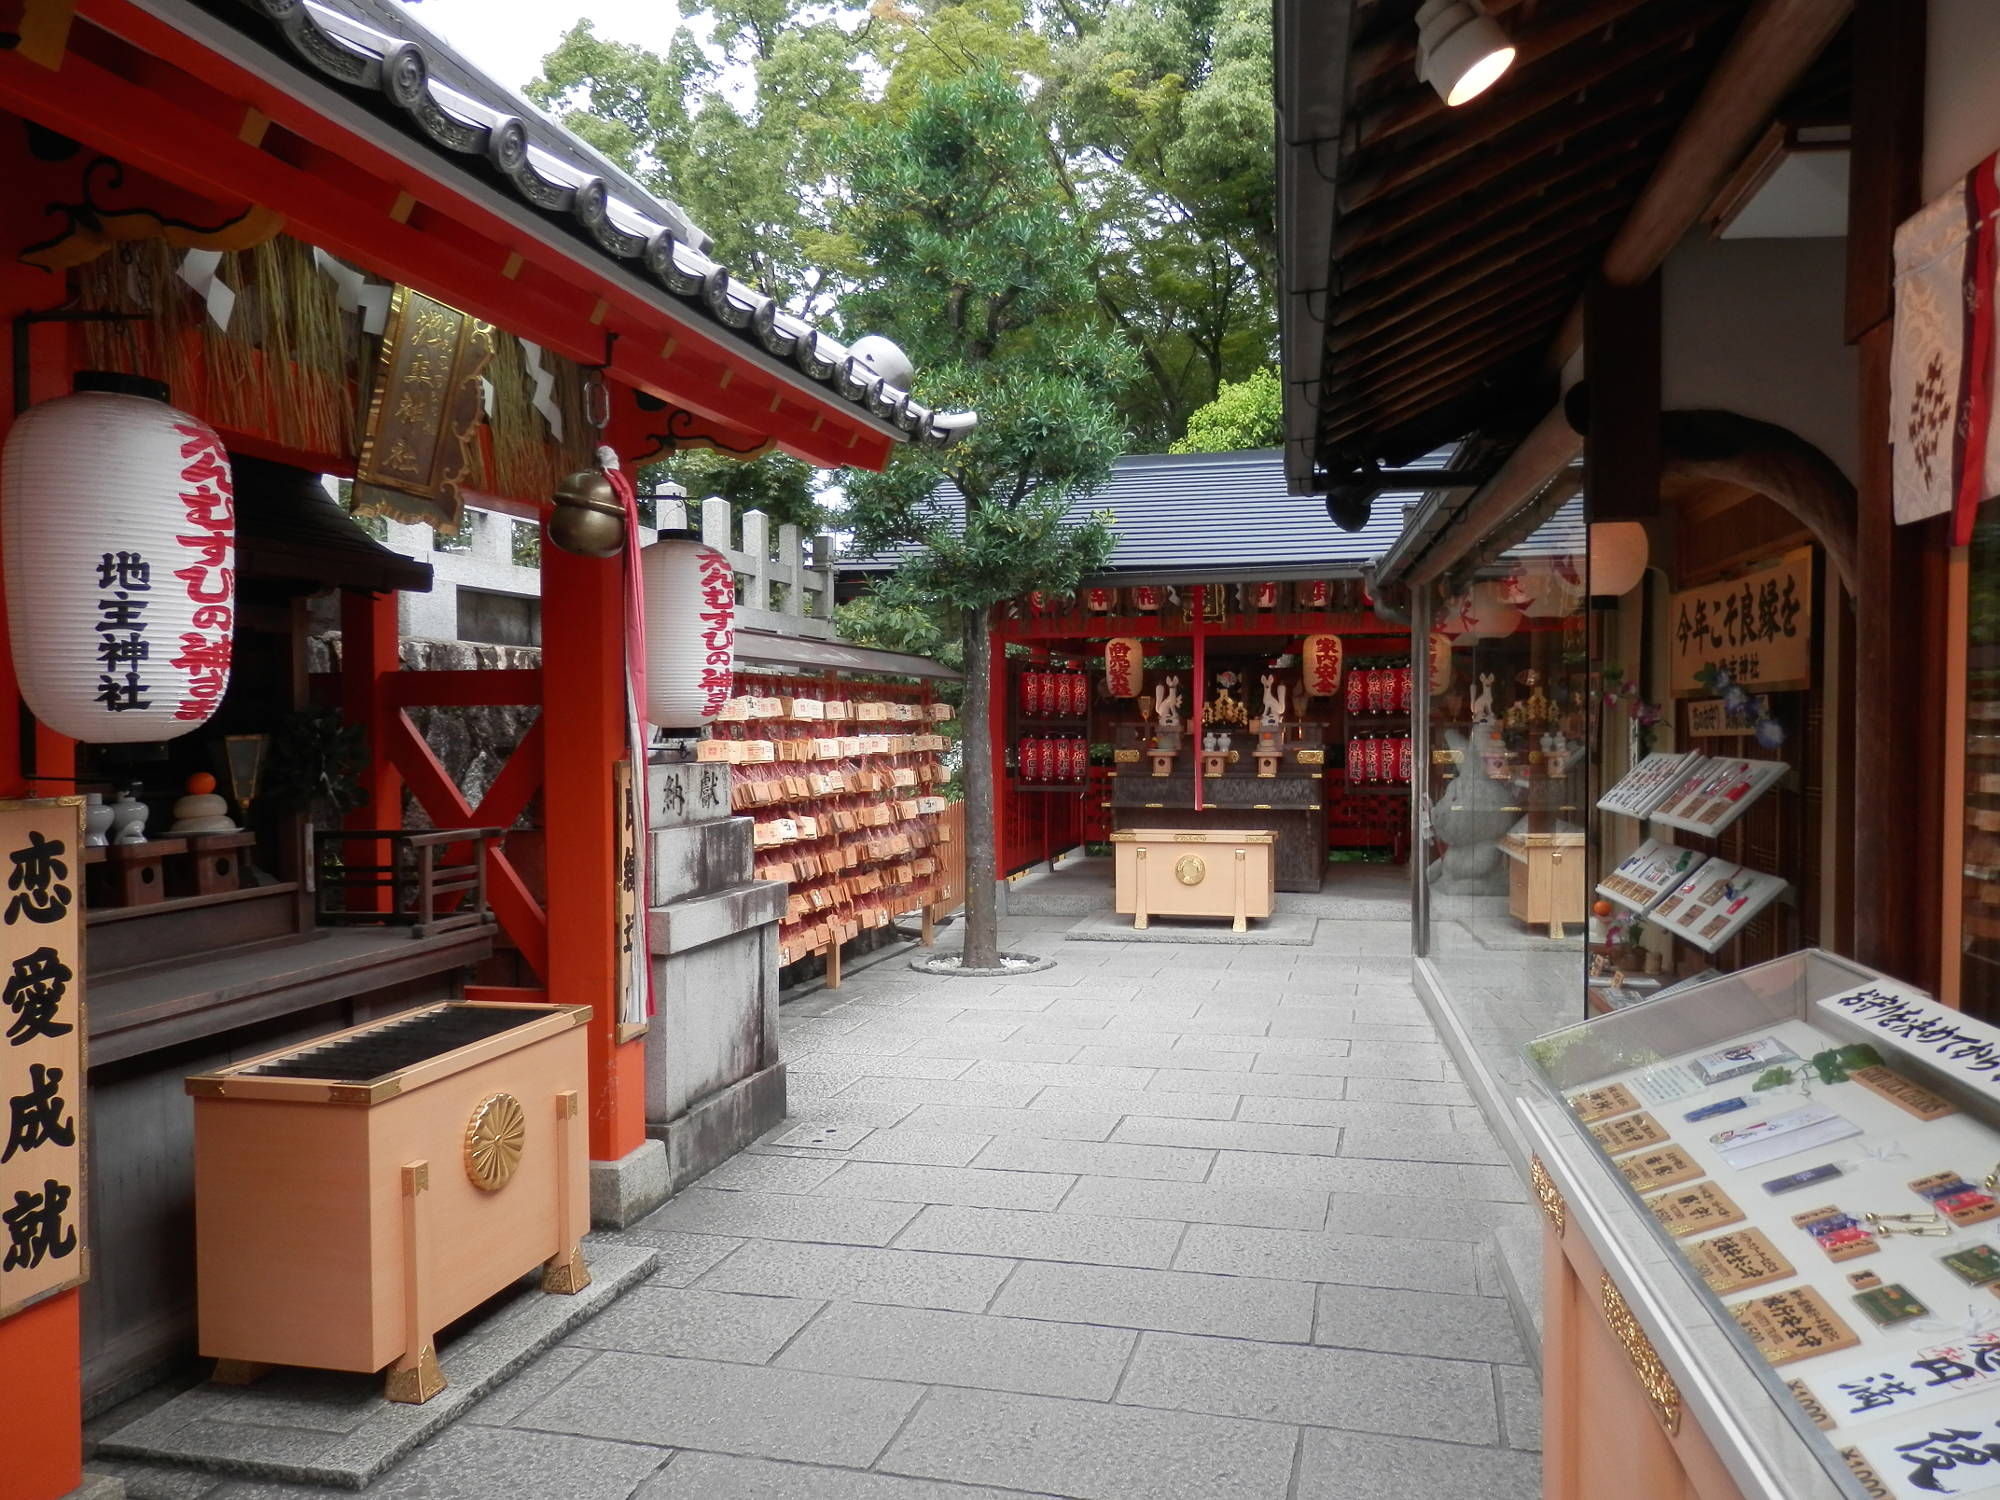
[185,1002,591,1403]
[1112,827,1276,931]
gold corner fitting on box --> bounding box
[542,1248,591,1294]
[384,1344,446,1404]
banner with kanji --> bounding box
[1891,151,2000,542]
[0,797,86,1319]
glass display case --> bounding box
[1521,949,2000,1500]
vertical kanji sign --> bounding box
[0,796,85,1320]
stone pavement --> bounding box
[96,912,1544,1500]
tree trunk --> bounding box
[958,603,1002,969]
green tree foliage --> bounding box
[526,0,1275,453]
[1168,365,1282,453]
[837,66,1130,965]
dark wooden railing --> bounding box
[313,828,500,937]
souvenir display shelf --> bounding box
[700,674,956,967]
[1593,751,1794,963]
[1522,950,2000,1500]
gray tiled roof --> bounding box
[841,449,1582,581]
[203,0,975,448]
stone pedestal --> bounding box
[642,765,788,1196]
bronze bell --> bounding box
[548,470,626,557]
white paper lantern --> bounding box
[641,536,735,728]
[1589,521,1649,597]
[1,384,236,743]
[1462,580,1522,639]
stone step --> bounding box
[651,817,754,906]
[648,881,787,957]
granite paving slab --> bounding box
[96,1241,657,1491]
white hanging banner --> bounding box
[1891,151,2000,539]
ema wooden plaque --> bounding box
[1590,1111,1671,1157]
[1687,1228,1795,1295]
[1648,1181,1745,1238]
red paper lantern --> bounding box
[1253,581,1278,610]
[1302,634,1343,697]
[1023,672,1042,717]
[1130,585,1160,612]
[1085,587,1115,612]
[1105,638,1143,698]
[1297,580,1330,610]
[1022,738,1042,781]
[1346,666,1367,716]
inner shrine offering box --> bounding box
[1111,828,1276,931]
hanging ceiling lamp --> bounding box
[1415,0,1516,107]
[1588,522,1650,598]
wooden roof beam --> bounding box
[1404,404,1583,584]
[1334,163,1650,302]
[1339,8,1724,213]
[1331,270,1588,367]
[1326,307,1573,414]
[1327,284,1582,390]
[1322,330,1552,434]
[1330,215,1602,329]
[1331,87,1685,263]
[1356,0,1678,154]
[1548,0,1857,364]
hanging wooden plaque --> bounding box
[352,286,494,534]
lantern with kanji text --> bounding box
[2,377,237,743]
[1104,638,1143,698]
[642,536,736,727]
[1302,634,1344,697]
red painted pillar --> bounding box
[1192,588,1208,811]
[540,529,645,1162]
[0,263,83,1498]
[341,590,401,910]
[987,612,1007,871]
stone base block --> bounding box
[65,1475,125,1500]
[588,1139,671,1230]
[648,1062,787,1194]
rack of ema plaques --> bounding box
[1519,949,2000,1500]
[184,1001,591,1403]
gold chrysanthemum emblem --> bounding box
[465,1092,526,1191]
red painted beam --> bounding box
[384,710,550,977]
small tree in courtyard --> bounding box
[840,66,1132,969]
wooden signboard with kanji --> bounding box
[1668,546,1813,696]
[0,796,86,1319]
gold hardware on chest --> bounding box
[1531,1154,1566,1238]
[1599,1274,1682,1437]
[1174,855,1207,886]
